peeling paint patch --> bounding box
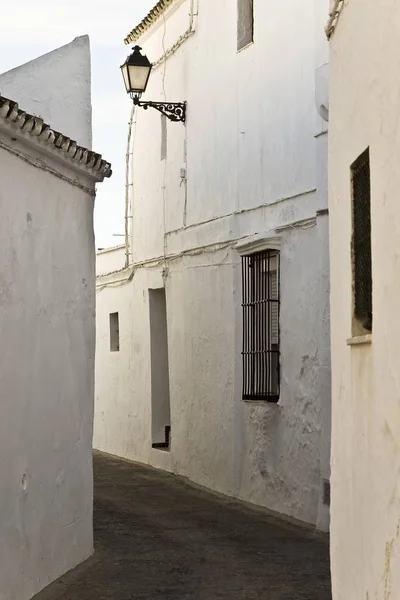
[382,521,400,599]
[384,539,393,599]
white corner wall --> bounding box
[0,136,96,599]
[0,36,92,148]
[329,1,400,598]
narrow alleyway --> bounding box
[35,452,332,600]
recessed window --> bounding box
[160,114,167,161]
[237,0,254,50]
[149,289,171,450]
[351,148,372,334]
[109,312,120,352]
[242,250,280,402]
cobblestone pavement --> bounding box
[35,452,332,600]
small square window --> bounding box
[110,312,120,352]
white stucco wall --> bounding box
[96,245,125,276]
[314,0,331,532]
[0,38,101,600]
[0,133,97,600]
[329,2,400,598]
[95,0,331,529]
[0,36,92,148]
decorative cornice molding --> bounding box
[0,94,112,180]
[125,0,177,45]
[235,234,281,256]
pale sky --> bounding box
[0,0,155,249]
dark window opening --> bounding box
[351,148,372,333]
[149,288,171,450]
[110,312,120,352]
[323,479,331,507]
[242,249,280,402]
[237,0,254,50]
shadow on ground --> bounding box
[35,452,332,600]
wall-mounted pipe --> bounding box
[152,0,198,69]
[124,103,136,269]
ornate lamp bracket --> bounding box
[132,94,186,123]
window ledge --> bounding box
[347,334,372,346]
[235,233,281,255]
[237,41,254,54]
[243,397,281,406]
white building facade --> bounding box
[0,38,111,600]
[328,1,400,598]
[95,0,331,530]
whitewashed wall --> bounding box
[329,1,400,598]
[96,245,125,275]
[0,41,97,600]
[0,36,92,148]
[0,138,96,600]
[95,0,331,529]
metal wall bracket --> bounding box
[132,95,186,123]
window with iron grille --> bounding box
[351,148,372,333]
[242,250,280,402]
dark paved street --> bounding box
[35,452,332,600]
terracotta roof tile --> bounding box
[124,0,176,44]
[0,94,112,179]
[326,0,345,40]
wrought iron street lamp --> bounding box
[121,46,186,123]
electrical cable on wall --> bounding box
[121,0,198,275]
[97,210,320,290]
[124,103,136,269]
[161,9,169,278]
[150,0,197,70]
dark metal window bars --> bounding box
[242,250,280,402]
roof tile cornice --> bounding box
[326,0,345,40]
[0,94,112,179]
[124,0,176,44]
